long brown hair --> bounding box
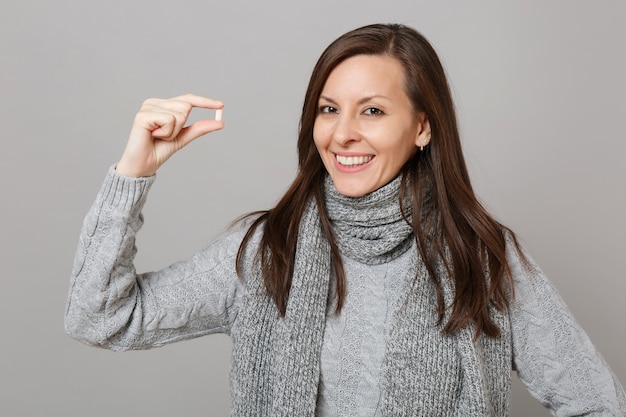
[236,23,518,338]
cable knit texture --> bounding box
[316,254,414,416]
[65,167,626,417]
[508,249,626,416]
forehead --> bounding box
[321,54,406,96]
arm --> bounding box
[64,167,249,351]
[508,245,626,416]
[65,94,243,351]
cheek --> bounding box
[312,122,329,151]
[385,132,418,166]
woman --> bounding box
[65,23,625,416]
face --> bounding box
[313,54,430,197]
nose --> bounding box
[332,114,361,146]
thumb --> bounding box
[176,119,225,148]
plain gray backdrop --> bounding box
[1,0,624,415]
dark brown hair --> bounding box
[236,23,518,338]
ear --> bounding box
[414,113,432,150]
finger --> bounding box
[176,119,225,148]
[133,111,178,139]
[141,103,192,135]
[141,96,222,121]
[171,93,224,110]
[155,109,189,140]
[142,97,222,136]
[142,100,192,116]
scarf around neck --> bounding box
[229,175,511,417]
[324,175,414,265]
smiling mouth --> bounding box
[335,154,374,167]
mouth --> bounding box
[335,154,374,167]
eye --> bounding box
[318,105,338,114]
[363,107,384,116]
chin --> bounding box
[332,180,375,198]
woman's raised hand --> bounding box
[116,94,225,178]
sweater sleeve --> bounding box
[508,244,626,416]
[64,166,249,351]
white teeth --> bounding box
[336,155,373,166]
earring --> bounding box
[420,134,432,151]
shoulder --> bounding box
[200,214,264,262]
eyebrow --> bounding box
[318,94,391,104]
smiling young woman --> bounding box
[66,23,625,416]
[239,24,512,340]
[313,54,429,198]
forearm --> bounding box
[64,167,244,351]
[64,166,156,349]
[509,246,626,415]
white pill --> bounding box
[215,108,223,122]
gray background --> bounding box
[1,0,624,415]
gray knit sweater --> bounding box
[65,167,626,416]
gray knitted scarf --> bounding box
[230,176,511,417]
